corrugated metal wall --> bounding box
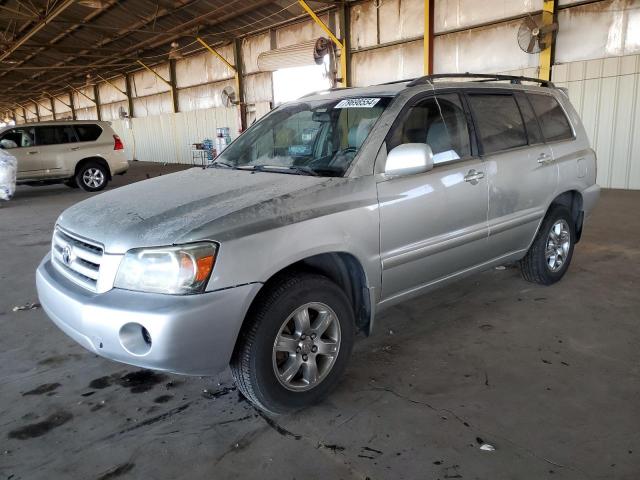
[350,0,425,84]
[553,54,640,189]
[556,0,640,63]
[111,108,237,165]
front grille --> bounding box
[52,227,103,291]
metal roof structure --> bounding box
[0,0,335,111]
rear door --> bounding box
[74,123,104,148]
[526,92,578,185]
[466,90,557,259]
[0,127,41,180]
[34,125,79,178]
[377,92,491,302]
[75,123,107,160]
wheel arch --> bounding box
[523,190,584,255]
[239,252,374,346]
[74,156,112,180]
[548,190,584,242]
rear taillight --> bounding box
[113,134,124,151]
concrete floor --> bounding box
[1,162,638,480]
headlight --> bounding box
[114,243,217,295]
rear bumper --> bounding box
[36,254,261,376]
[582,184,600,218]
[110,159,129,176]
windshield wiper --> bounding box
[236,165,319,176]
[209,161,235,169]
[282,166,319,176]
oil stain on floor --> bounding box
[88,370,168,393]
[8,411,73,440]
[96,462,135,480]
[22,382,61,396]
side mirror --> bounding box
[385,143,434,176]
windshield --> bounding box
[215,96,391,177]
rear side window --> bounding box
[468,94,527,155]
[527,93,573,142]
[387,93,471,165]
[514,92,544,145]
[74,124,103,142]
[35,126,77,146]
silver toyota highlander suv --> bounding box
[36,74,600,413]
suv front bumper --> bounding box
[36,254,260,376]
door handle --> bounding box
[537,153,553,165]
[464,169,485,185]
[71,147,80,151]
[27,151,39,155]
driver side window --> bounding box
[387,94,471,165]
[1,128,34,149]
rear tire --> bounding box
[76,161,109,192]
[520,205,575,285]
[230,273,355,414]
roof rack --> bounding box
[300,86,353,99]
[406,73,555,88]
[379,78,417,85]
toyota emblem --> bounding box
[62,245,73,265]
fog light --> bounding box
[141,327,152,346]
[119,323,152,356]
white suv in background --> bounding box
[0,120,128,191]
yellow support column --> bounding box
[97,75,128,99]
[195,37,246,129]
[298,0,348,87]
[136,60,177,113]
[423,0,433,75]
[539,0,556,82]
[195,37,240,103]
[68,84,97,105]
[15,102,38,119]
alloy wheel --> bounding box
[546,219,571,272]
[272,302,341,391]
[82,168,105,188]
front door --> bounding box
[0,127,41,181]
[377,92,490,303]
[34,125,79,179]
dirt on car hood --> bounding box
[56,167,338,254]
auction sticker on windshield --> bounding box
[335,98,381,108]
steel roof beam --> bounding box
[16,0,273,99]
[5,0,200,96]
[0,0,76,63]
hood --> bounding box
[57,167,332,253]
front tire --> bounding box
[76,161,109,192]
[520,205,575,285]
[231,273,355,414]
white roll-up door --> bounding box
[258,38,331,72]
